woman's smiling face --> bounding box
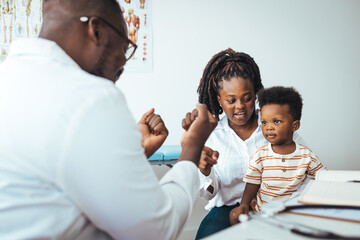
[217,76,256,128]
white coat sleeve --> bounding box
[57,87,199,240]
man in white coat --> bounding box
[0,0,217,239]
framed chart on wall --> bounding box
[0,0,153,73]
[120,0,153,73]
[0,0,43,62]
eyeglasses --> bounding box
[80,16,137,61]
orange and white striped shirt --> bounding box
[244,143,325,212]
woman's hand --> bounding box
[138,108,168,158]
[199,146,218,176]
[229,204,249,226]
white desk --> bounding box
[204,212,360,240]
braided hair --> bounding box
[197,48,263,120]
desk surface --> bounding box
[205,212,360,240]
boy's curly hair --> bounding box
[258,86,303,120]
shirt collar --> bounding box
[218,115,230,131]
[8,38,81,70]
[268,142,300,156]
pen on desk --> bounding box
[347,180,360,183]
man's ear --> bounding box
[87,18,103,45]
[292,120,300,131]
[217,96,221,105]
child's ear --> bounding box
[292,120,300,131]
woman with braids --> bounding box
[195,49,306,239]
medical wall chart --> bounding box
[0,0,153,73]
[120,0,153,73]
[0,0,43,62]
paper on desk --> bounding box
[298,181,360,206]
[285,195,360,223]
[316,170,360,182]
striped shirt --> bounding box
[198,115,307,210]
[244,142,325,212]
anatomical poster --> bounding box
[120,0,152,73]
[0,0,43,62]
[0,0,153,73]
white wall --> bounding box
[117,0,360,170]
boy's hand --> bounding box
[199,146,219,176]
[229,204,250,226]
[138,108,168,158]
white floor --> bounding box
[152,165,208,240]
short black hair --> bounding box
[44,0,121,17]
[197,48,263,119]
[258,86,303,120]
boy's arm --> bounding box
[307,151,327,178]
[240,183,260,206]
[229,183,260,225]
[229,149,263,225]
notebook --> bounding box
[297,170,360,206]
[281,171,360,223]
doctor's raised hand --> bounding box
[138,108,169,158]
[182,106,219,175]
[180,104,218,165]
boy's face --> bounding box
[260,104,300,146]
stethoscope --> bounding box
[238,202,360,239]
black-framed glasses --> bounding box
[80,16,137,61]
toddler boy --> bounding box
[230,86,326,222]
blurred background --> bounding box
[117,1,360,238]
[118,0,360,171]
